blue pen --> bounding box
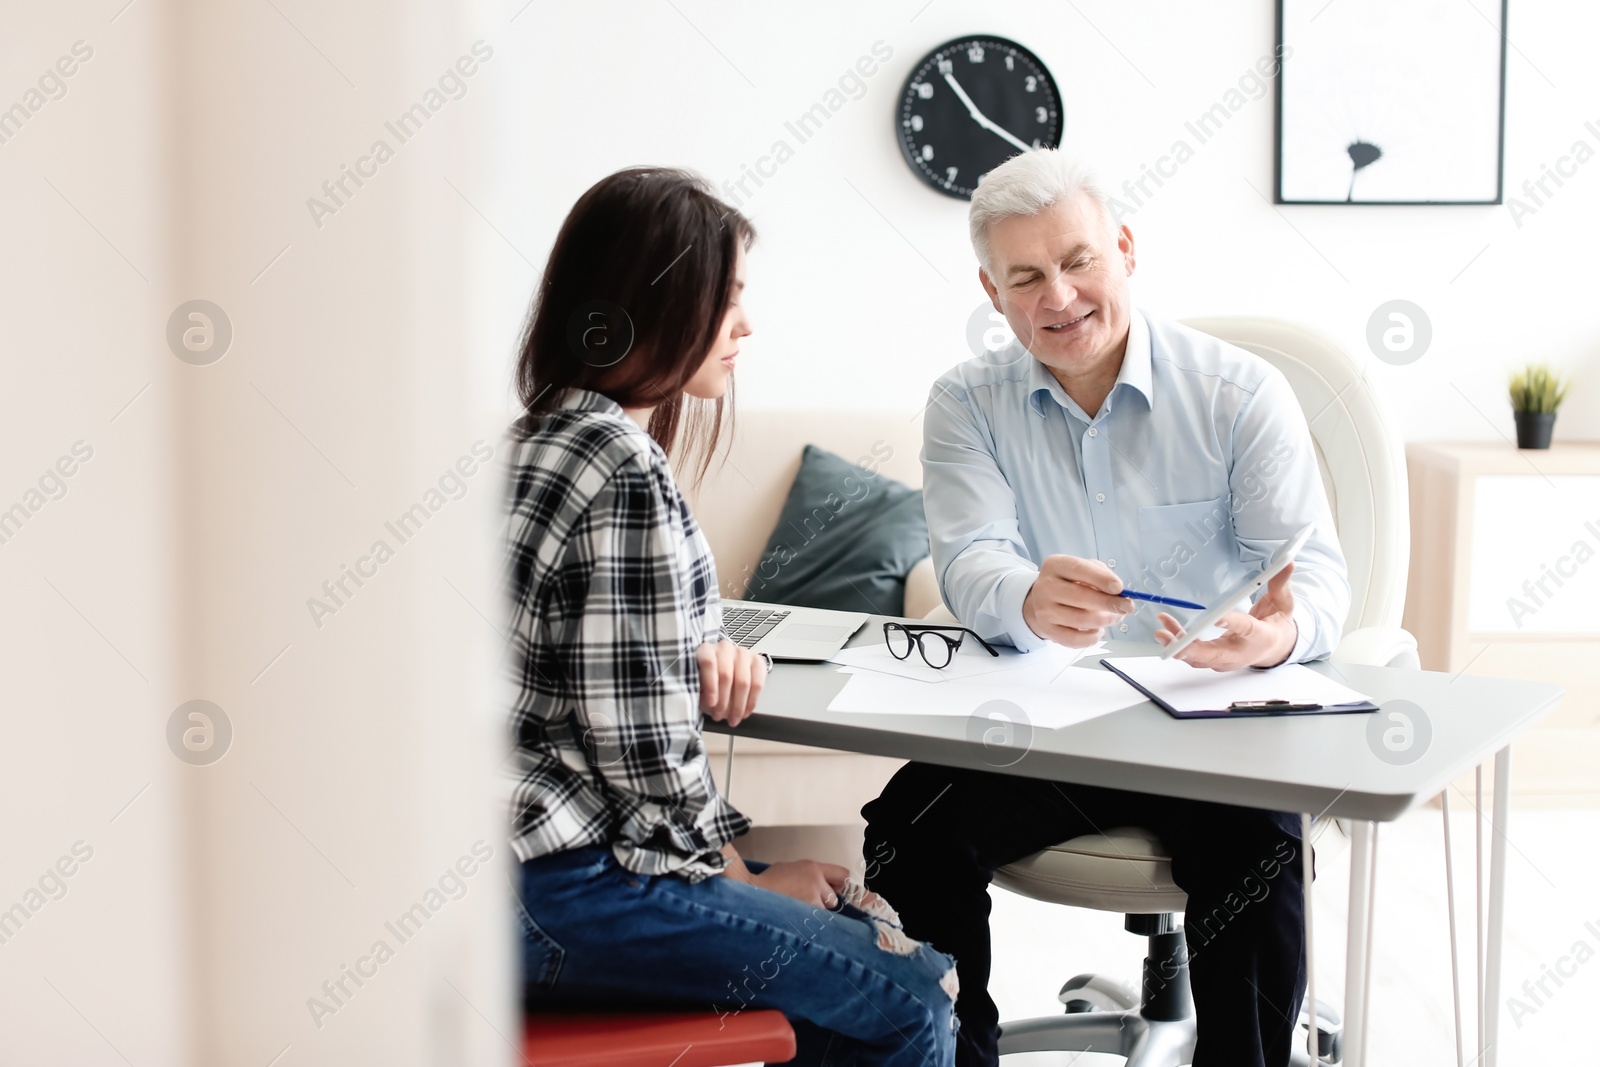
[1119,589,1207,611]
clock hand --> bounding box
[942,72,1034,154]
[941,72,991,126]
[982,119,1034,155]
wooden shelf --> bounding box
[1405,441,1600,804]
[1408,439,1600,475]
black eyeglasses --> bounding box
[882,623,1000,670]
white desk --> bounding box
[708,617,1563,1067]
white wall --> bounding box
[489,0,1600,442]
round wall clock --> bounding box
[896,35,1064,200]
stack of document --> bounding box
[825,640,1146,730]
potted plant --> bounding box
[1508,364,1569,449]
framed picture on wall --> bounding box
[1275,0,1508,204]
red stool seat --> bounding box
[524,1009,796,1067]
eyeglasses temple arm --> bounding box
[971,631,1000,656]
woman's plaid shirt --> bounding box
[503,388,749,882]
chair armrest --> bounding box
[1331,625,1420,669]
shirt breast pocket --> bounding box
[1136,496,1236,601]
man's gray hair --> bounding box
[968,150,1111,274]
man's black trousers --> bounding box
[862,762,1310,1067]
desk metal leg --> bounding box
[1441,790,1466,1067]
[1343,820,1375,1067]
[1483,745,1512,1067]
[1360,823,1378,1067]
[1475,765,1485,1063]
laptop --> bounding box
[720,599,870,661]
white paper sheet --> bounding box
[1102,655,1372,714]
[829,638,1104,683]
[825,657,1143,730]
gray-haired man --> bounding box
[864,149,1349,1067]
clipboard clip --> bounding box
[1227,699,1323,712]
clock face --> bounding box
[896,36,1064,199]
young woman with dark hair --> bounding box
[505,166,958,1066]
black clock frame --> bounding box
[895,35,1064,201]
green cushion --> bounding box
[742,444,929,615]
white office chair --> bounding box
[923,316,1419,1065]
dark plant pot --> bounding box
[1514,411,1556,449]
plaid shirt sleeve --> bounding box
[505,400,750,882]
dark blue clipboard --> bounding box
[1100,659,1380,720]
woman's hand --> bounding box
[748,859,851,910]
[695,639,767,727]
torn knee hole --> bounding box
[871,918,922,956]
[939,966,960,1001]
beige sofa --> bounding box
[681,408,941,862]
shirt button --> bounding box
[1106,558,1116,568]
[1119,623,1130,633]
[1095,492,1106,503]
[1088,427,1099,437]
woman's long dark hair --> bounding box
[515,167,755,490]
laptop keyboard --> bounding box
[722,606,790,648]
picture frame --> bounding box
[1275,0,1509,204]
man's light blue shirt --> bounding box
[922,307,1350,662]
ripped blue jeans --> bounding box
[519,845,958,1067]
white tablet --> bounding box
[1157,524,1316,660]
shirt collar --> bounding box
[1026,308,1154,419]
[557,387,628,418]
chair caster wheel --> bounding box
[1290,999,1344,1065]
[1055,973,1137,1014]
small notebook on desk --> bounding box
[1101,655,1379,719]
